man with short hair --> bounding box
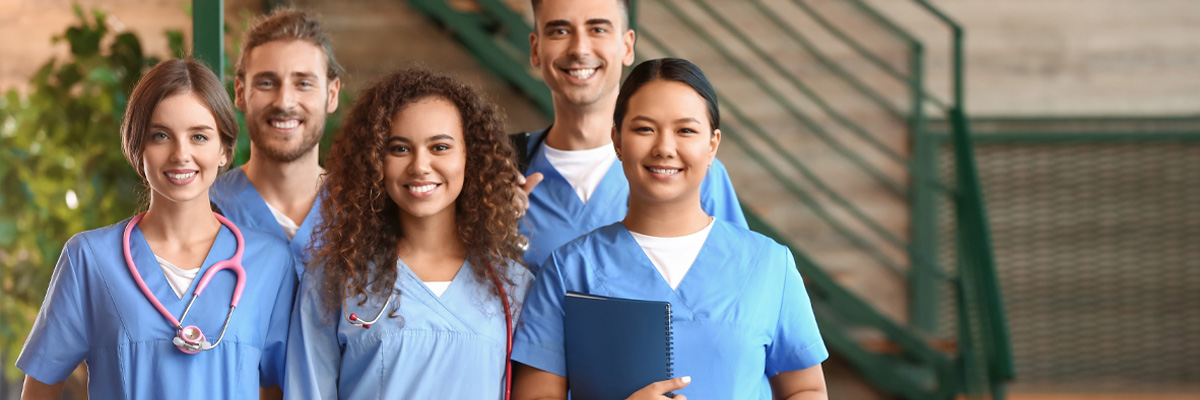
[211,8,342,278]
[514,0,746,271]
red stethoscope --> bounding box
[123,212,247,354]
[343,263,514,400]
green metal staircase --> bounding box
[404,0,1014,398]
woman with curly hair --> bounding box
[284,68,532,399]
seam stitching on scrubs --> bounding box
[87,229,134,337]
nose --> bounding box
[651,131,677,159]
[567,30,592,58]
[170,139,192,164]
[273,83,299,111]
[407,148,432,175]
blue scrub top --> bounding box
[519,129,748,271]
[211,166,323,277]
[16,218,298,399]
[285,258,534,399]
[512,221,828,399]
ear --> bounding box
[234,78,247,112]
[709,128,722,165]
[622,29,636,66]
[529,32,542,68]
[611,125,622,161]
[326,77,342,114]
[218,145,230,168]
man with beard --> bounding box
[513,0,747,271]
[211,8,341,277]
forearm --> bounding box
[21,376,66,400]
[780,389,827,400]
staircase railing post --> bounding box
[192,0,224,79]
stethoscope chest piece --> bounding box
[124,212,247,355]
[174,326,207,354]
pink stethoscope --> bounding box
[343,264,514,400]
[123,212,246,354]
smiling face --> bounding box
[530,0,635,109]
[235,39,340,163]
[141,92,229,207]
[384,97,467,223]
[614,79,720,207]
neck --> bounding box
[623,192,711,237]
[397,208,466,269]
[242,144,323,213]
[545,96,618,151]
[140,193,221,243]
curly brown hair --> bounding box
[313,68,526,317]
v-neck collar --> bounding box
[394,258,484,331]
[396,258,468,300]
[228,167,322,265]
[529,141,629,214]
[126,221,233,309]
[603,222,732,320]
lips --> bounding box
[647,166,681,174]
[270,118,301,130]
[164,170,199,185]
[565,68,597,80]
[405,182,441,197]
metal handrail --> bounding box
[749,0,904,117]
[654,0,917,257]
[790,0,910,85]
[689,0,909,169]
[640,31,910,278]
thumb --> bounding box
[523,172,544,194]
[657,376,691,393]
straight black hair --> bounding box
[613,58,719,133]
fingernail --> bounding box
[681,376,691,384]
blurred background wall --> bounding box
[1,1,1197,399]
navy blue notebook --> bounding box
[564,291,674,400]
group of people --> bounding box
[16,0,829,399]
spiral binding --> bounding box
[665,302,674,377]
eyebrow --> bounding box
[586,18,614,28]
[543,20,571,31]
[250,71,278,81]
[291,71,319,80]
[629,116,702,125]
[250,71,319,81]
[149,123,214,132]
[387,134,457,143]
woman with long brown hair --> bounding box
[17,59,297,399]
[284,68,531,399]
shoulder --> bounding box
[239,225,291,254]
[549,222,623,259]
[237,225,297,270]
[502,259,535,285]
[713,220,790,258]
[60,219,130,262]
[210,166,248,199]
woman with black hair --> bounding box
[511,58,828,399]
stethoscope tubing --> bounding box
[122,212,247,333]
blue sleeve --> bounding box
[701,158,748,229]
[510,251,568,377]
[260,255,300,388]
[16,236,91,384]
[766,247,829,376]
[283,269,341,400]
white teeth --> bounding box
[166,172,197,180]
[649,168,681,175]
[271,119,299,129]
[568,68,596,80]
[408,184,437,194]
